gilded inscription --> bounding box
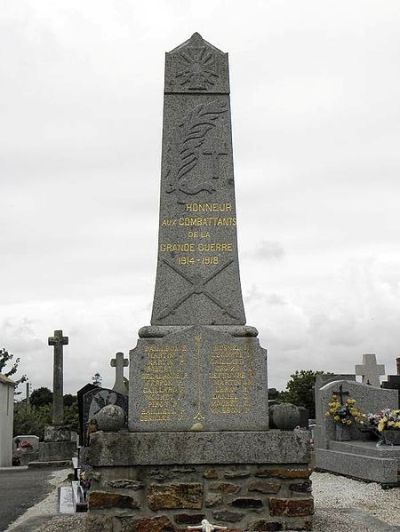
[209,344,254,414]
[140,345,187,422]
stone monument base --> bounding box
[84,430,313,531]
[38,425,77,462]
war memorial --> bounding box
[83,33,313,531]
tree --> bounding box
[92,372,102,386]
[279,369,333,418]
[14,393,79,439]
[63,393,76,407]
[13,402,52,440]
[30,387,53,407]
[0,348,27,391]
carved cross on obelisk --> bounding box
[110,352,129,395]
[48,330,69,426]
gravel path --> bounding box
[7,470,400,531]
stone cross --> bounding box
[110,352,129,395]
[26,381,31,412]
[332,384,349,405]
[48,330,69,425]
[355,353,385,387]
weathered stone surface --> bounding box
[174,513,205,524]
[248,480,281,494]
[255,467,312,479]
[85,513,113,532]
[87,431,311,466]
[212,510,244,523]
[269,497,314,517]
[205,493,223,507]
[231,497,263,508]
[288,481,312,493]
[95,405,126,432]
[203,468,219,479]
[118,515,178,532]
[38,440,76,462]
[147,483,203,510]
[223,470,250,479]
[209,482,241,494]
[89,491,139,510]
[129,327,268,432]
[104,479,144,490]
[247,521,283,531]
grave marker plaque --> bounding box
[129,34,268,432]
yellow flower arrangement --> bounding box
[325,394,364,425]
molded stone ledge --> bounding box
[138,325,259,338]
[87,430,310,467]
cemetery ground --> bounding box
[1,468,399,531]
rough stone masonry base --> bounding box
[85,430,313,531]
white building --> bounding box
[0,374,14,466]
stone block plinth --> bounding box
[84,430,313,531]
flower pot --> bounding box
[335,423,351,441]
[382,430,400,445]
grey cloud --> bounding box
[253,240,285,260]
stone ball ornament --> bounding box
[94,404,126,432]
[269,403,302,430]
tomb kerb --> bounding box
[86,34,313,532]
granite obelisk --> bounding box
[151,32,245,325]
[129,33,268,432]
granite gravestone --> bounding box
[77,383,99,445]
[381,356,400,407]
[129,33,268,432]
[82,387,128,444]
[314,379,399,484]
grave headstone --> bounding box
[314,378,399,484]
[82,387,128,444]
[110,352,129,395]
[77,383,99,445]
[13,434,39,466]
[48,329,69,425]
[381,356,400,407]
[355,353,385,387]
[13,434,39,453]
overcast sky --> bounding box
[1,0,400,396]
